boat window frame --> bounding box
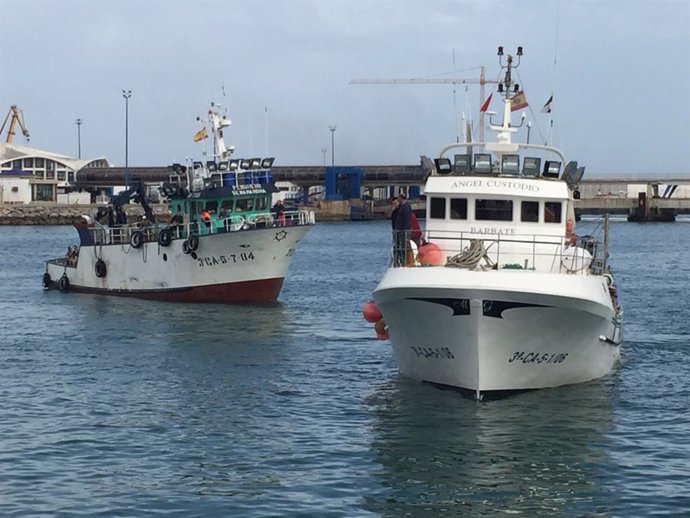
[544,201,563,223]
[429,196,446,219]
[450,197,468,220]
[520,200,539,222]
[475,199,514,222]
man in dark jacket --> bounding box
[393,192,412,266]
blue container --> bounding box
[222,173,236,186]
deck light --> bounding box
[497,46,504,56]
[474,153,493,174]
[522,157,541,177]
[517,46,523,56]
[543,160,561,178]
[250,158,262,169]
[240,159,251,170]
[229,159,240,171]
[206,161,217,172]
[434,158,452,174]
[261,157,275,169]
[218,161,229,171]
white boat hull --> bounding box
[374,268,621,396]
[45,224,312,303]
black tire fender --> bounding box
[130,230,144,249]
[187,235,199,251]
[95,259,107,278]
[42,272,52,288]
[159,228,172,247]
[182,240,191,254]
[58,275,70,292]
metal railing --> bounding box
[85,209,315,246]
[390,226,606,275]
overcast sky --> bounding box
[2,0,689,176]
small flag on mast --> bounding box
[479,93,493,113]
[510,91,528,112]
[193,127,208,142]
[541,95,553,113]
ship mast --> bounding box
[488,46,525,147]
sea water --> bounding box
[0,220,689,516]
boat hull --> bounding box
[45,224,311,303]
[373,268,621,397]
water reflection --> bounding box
[365,376,617,517]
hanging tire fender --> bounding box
[159,227,172,247]
[58,275,70,292]
[187,235,199,251]
[130,230,144,249]
[95,259,107,278]
[42,272,52,288]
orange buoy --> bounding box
[418,242,445,266]
[374,318,386,335]
[363,300,383,323]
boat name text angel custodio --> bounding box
[451,179,539,192]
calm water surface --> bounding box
[0,220,689,517]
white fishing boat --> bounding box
[42,103,315,303]
[369,47,622,398]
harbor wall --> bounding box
[0,204,169,226]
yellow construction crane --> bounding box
[350,67,498,142]
[0,105,30,143]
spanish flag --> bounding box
[510,90,528,112]
[193,127,208,142]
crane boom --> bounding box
[350,67,498,142]
[0,105,30,144]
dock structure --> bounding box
[75,166,690,221]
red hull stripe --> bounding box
[52,278,285,303]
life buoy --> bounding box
[159,228,172,247]
[130,230,144,249]
[95,259,107,278]
[187,235,199,251]
[58,275,70,292]
[565,218,574,237]
[42,272,51,288]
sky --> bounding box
[1,0,689,177]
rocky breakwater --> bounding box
[0,204,170,225]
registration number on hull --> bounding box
[508,351,568,364]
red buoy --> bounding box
[418,242,445,266]
[362,300,383,323]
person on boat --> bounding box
[393,192,412,267]
[115,206,127,225]
[201,208,211,228]
[272,199,285,226]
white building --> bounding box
[0,142,109,203]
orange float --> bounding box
[417,242,445,266]
[362,300,383,323]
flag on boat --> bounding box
[480,93,493,112]
[193,127,208,142]
[510,90,528,111]
[541,95,553,113]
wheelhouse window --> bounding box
[475,199,513,221]
[235,198,254,212]
[521,201,539,222]
[205,200,218,212]
[450,198,467,219]
[255,196,268,211]
[544,202,562,223]
[429,197,446,219]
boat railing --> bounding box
[84,208,315,246]
[389,228,603,274]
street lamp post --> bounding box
[75,118,83,158]
[122,89,132,188]
[321,148,327,167]
[329,125,336,167]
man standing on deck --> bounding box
[393,192,412,267]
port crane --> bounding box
[350,66,498,142]
[0,105,30,143]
